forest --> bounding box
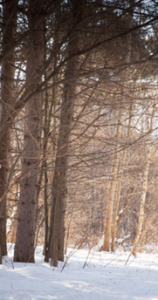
[0,0,158,268]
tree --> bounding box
[132,104,156,256]
[0,0,157,263]
[48,0,86,267]
[14,0,44,262]
[0,0,17,256]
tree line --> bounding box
[0,0,158,266]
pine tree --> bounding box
[14,0,44,262]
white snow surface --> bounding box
[1,244,158,300]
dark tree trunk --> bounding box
[14,0,44,263]
[49,0,84,267]
[0,0,17,256]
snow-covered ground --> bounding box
[1,244,158,300]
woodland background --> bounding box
[0,0,158,267]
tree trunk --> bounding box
[102,113,122,251]
[111,103,133,251]
[132,149,150,256]
[49,58,77,266]
[0,0,17,255]
[14,0,44,263]
[103,3,133,252]
[49,0,84,267]
[132,105,156,256]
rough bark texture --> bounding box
[0,0,17,255]
[14,0,44,263]
[49,0,83,267]
[49,58,76,266]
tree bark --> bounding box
[111,103,133,251]
[102,112,122,251]
[103,3,133,252]
[49,0,84,267]
[132,105,156,256]
[0,0,17,256]
[14,0,44,262]
[49,53,77,266]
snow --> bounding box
[1,245,158,300]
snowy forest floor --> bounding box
[1,244,158,300]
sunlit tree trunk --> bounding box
[132,105,156,256]
[111,103,133,251]
[103,1,134,251]
[0,0,17,256]
[102,112,122,251]
[14,0,44,262]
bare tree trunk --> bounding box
[14,0,44,262]
[0,0,17,255]
[49,0,84,267]
[132,105,156,256]
[49,58,77,266]
[42,20,59,263]
[102,113,122,251]
[111,103,133,251]
[103,2,134,251]
[132,150,150,256]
